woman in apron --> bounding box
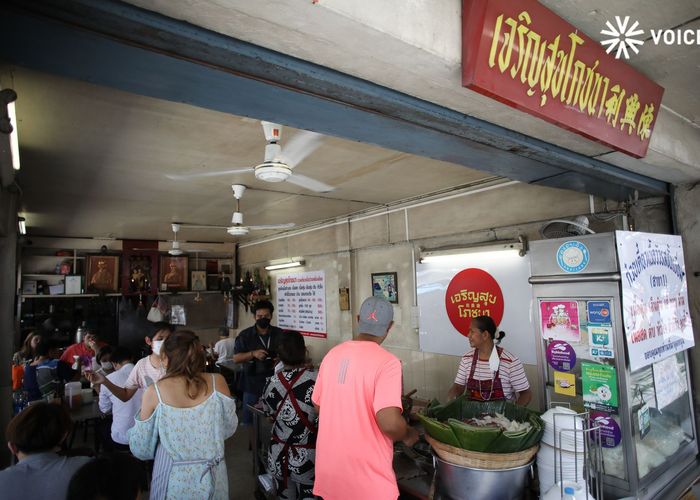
[262,330,317,500]
[447,315,532,406]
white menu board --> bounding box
[276,271,327,338]
[617,231,694,371]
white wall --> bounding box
[235,181,644,406]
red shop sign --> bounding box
[462,0,664,158]
[445,268,504,337]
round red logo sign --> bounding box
[445,268,504,337]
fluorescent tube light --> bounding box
[265,261,304,271]
[18,217,26,235]
[7,100,19,170]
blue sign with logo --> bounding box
[587,300,612,325]
[556,241,590,273]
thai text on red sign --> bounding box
[462,0,664,158]
[445,268,504,337]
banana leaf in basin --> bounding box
[415,413,461,448]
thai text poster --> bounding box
[616,231,694,371]
[276,271,327,338]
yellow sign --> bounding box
[554,371,576,397]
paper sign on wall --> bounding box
[554,371,576,397]
[652,355,688,410]
[582,362,618,414]
[276,271,327,338]
[617,231,694,371]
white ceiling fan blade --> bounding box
[178,224,230,230]
[281,130,324,168]
[246,223,296,230]
[286,173,335,193]
[166,167,255,181]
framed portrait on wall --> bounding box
[371,272,398,304]
[191,271,206,291]
[160,256,188,290]
[86,255,120,293]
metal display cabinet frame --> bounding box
[529,233,698,499]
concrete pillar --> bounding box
[0,187,17,468]
[673,183,700,429]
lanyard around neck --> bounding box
[258,334,270,350]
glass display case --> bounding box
[529,233,698,499]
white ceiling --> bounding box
[122,0,700,181]
[11,65,493,242]
[8,0,700,244]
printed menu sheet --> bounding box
[276,271,327,338]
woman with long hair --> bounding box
[12,331,41,366]
[128,330,238,499]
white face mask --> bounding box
[101,362,113,370]
[152,340,164,355]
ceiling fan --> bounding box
[132,223,211,255]
[166,121,335,193]
[178,184,296,237]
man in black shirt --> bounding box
[233,299,283,426]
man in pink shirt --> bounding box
[312,296,419,500]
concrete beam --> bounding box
[0,0,668,200]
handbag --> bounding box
[147,296,165,323]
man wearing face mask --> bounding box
[88,322,175,403]
[233,300,284,427]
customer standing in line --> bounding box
[262,330,318,499]
[233,300,284,427]
[129,330,238,499]
[312,296,419,500]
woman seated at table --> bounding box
[447,316,532,406]
[0,403,92,498]
[23,337,60,402]
[12,330,41,366]
[128,330,238,499]
[262,330,317,500]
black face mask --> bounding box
[256,318,271,329]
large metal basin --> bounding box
[435,455,533,500]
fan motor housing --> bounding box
[227,226,250,236]
[255,162,291,182]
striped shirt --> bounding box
[454,348,529,401]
